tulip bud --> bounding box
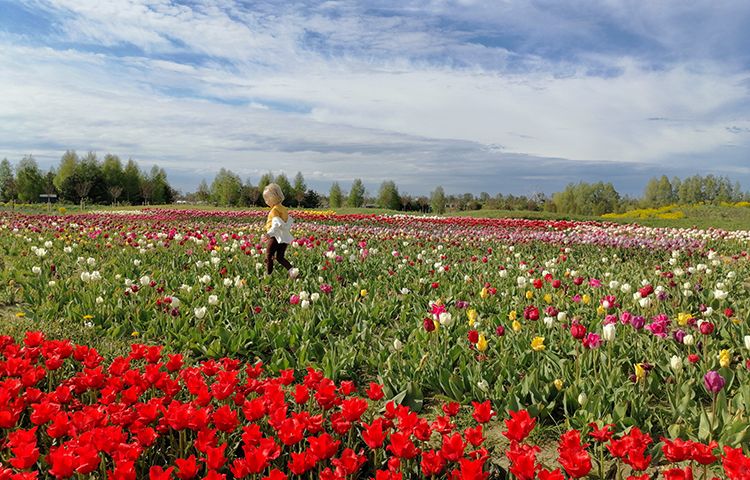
[553,379,563,391]
[393,339,403,351]
[744,335,750,351]
[577,393,588,406]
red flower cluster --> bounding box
[2,332,750,480]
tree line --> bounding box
[1,152,747,216]
[0,151,175,206]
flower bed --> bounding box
[2,333,750,479]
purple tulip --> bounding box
[673,329,686,344]
[704,371,725,393]
[630,315,645,330]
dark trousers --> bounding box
[266,237,292,274]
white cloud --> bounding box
[1,0,749,194]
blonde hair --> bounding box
[263,183,284,206]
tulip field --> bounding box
[2,208,750,479]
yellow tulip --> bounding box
[131,331,140,337]
[15,312,25,318]
[719,349,731,368]
[553,379,564,391]
[677,312,692,326]
[83,314,94,320]
[634,363,646,380]
[480,287,489,299]
[543,293,552,304]
[508,310,517,321]
[467,309,478,326]
[596,305,606,316]
[582,294,591,305]
[476,334,488,352]
[531,336,545,351]
[512,320,522,332]
[525,290,533,300]
[360,289,368,297]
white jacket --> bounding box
[267,215,294,244]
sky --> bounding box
[0,0,749,196]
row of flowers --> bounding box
[2,332,750,480]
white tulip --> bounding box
[208,295,218,305]
[140,276,151,286]
[683,334,694,346]
[194,307,207,319]
[670,355,683,372]
[95,296,104,304]
[744,335,750,350]
[543,317,555,328]
[80,272,91,283]
[310,293,320,302]
[31,266,41,275]
[438,312,453,327]
[603,324,616,341]
[578,393,588,406]
[300,300,310,309]
[393,339,403,351]
[48,280,56,287]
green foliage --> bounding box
[329,182,343,208]
[0,158,15,202]
[378,180,401,210]
[15,155,44,203]
[430,185,446,214]
[210,168,243,206]
[552,181,621,215]
[348,178,366,208]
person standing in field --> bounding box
[263,183,298,277]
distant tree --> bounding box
[196,179,211,203]
[0,158,15,202]
[239,180,260,207]
[148,166,173,204]
[274,173,293,203]
[302,189,320,208]
[378,180,401,210]
[122,159,142,204]
[292,172,307,207]
[347,179,365,207]
[102,154,124,202]
[430,186,446,214]
[552,181,620,215]
[329,182,343,208]
[54,150,78,191]
[210,168,242,206]
[109,185,123,205]
[16,155,44,203]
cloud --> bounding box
[0,0,749,195]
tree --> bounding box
[109,185,123,205]
[302,189,320,208]
[102,154,124,202]
[196,180,211,203]
[329,182,343,208]
[210,168,242,206]
[239,179,260,207]
[275,173,293,203]
[0,158,15,202]
[431,186,446,214]
[122,159,142,204]
[16,155,44,203]
[347,179,365,207]
[292,172,307,207]
[378,180,401,210]
[54,150,78,191]
[148,165,173,204]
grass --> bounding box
[0,306,147,360]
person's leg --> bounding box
[275,243,293,270]
[266,237,278,274]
